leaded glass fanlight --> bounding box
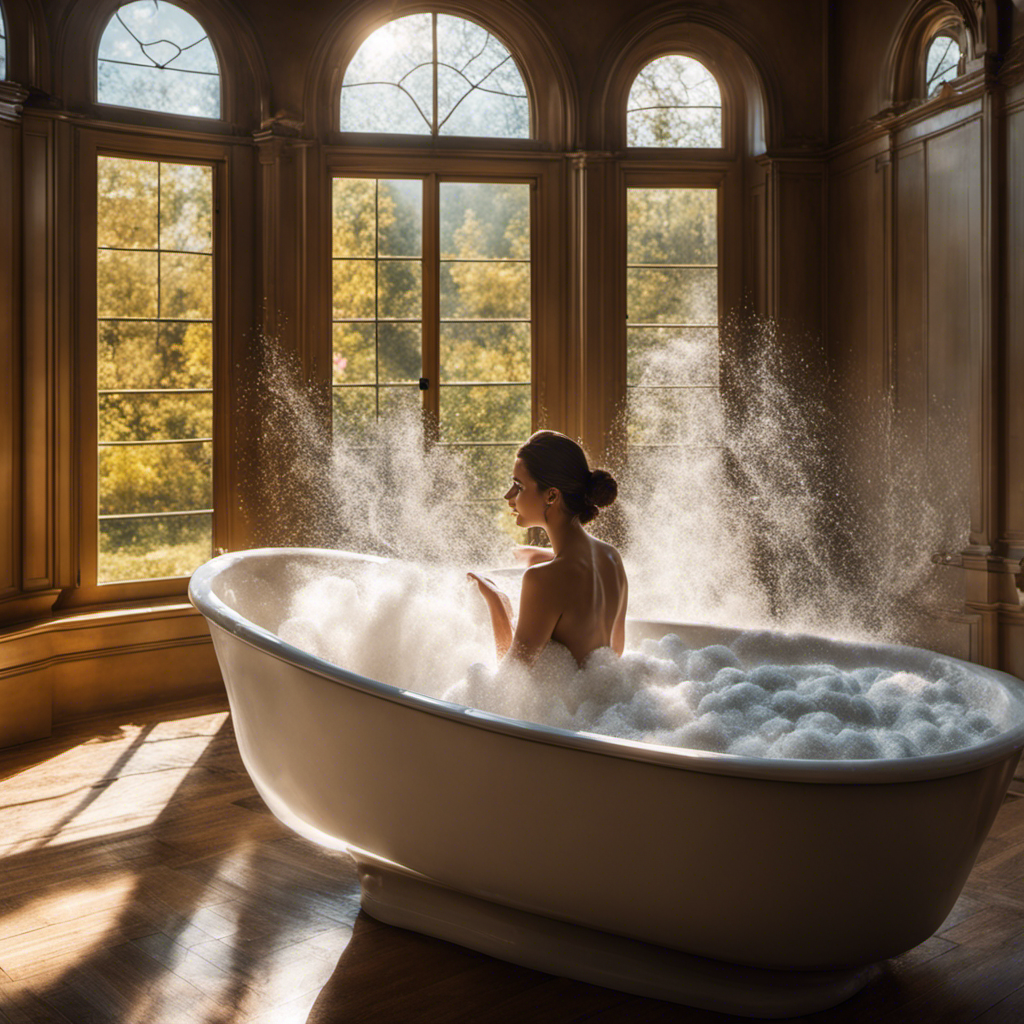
[924,32,963,95]
[97,1,220,118]
[627,55,722,148]
[339,13,530,138]
[0,6,7,81]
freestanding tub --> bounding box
[189,548,1024,1018]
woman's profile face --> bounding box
[504,457,547,528]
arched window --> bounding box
[339,12,529,139]
[0,5,7,81]
[924,28,964,96]
[626,55,722,149]
[331,11,544,535]
[888,2,973,106]
[97,1,221,119]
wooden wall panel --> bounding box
[1004,99,1024,555]
[826,154,886,404]
[0,121,17,600]
[20,122,53,592]
[894,144,927,426]
[924,121,984,538]
[776,166,825,341]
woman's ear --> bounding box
[547,488,559,505]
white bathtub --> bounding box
[189,548,1024,1018]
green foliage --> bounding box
[332,178,533,498]
[626,186,721,445]
[96,156,214,582]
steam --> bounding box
[246,315,969,649]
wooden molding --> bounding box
[0,601,221,748]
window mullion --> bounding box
[422,173,441,440]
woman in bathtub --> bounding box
[468,430,628,668]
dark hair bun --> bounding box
[586,469,618,509]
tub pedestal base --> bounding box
[354,852,880,1019]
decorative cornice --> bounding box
[0,82,30,125]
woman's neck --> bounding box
[545,515,587,556]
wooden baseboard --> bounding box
[0,601,222,748]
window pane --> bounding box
[627,268,717,325]
[441,322,530,382]
[440,262,530,320]
[99,440,212,515]
[442,443,518,498]
[627,188,717,265]
[926,35,961,95]
[627,388,724,445]
[378,260,421,319]
[379,386,421,421]
[161,252,213,320]
[332,386,377,438]
[440,182,530,259]
[341,13,529,138]
[332,323,376,383]
[378,323,421,382]
[628,327,718,386]
[627,55,722,148]
[436,14,529,139]
[439,385,530,442]
[333,260,376,319]
[99,513,211,584]
[340,14,433,134]
[97,1,220,119]
[97,250,159,318]
[160,163,213,253]
[378,180,422,257]
[98,322,212,389]
[96,154,214,582]
[99,392,212,442]
[98,156,159,249]
[627,185,720,453]
[332,179,377,258]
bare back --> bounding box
[514,534,628,666]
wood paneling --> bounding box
[925,119,984,542]
[20,119,54,594]
[0,605,221,748]
[1004,96,1024,555]
[827,151,887,403]
[894,142,927,425]
[0,119,18,602]
[776,163,826,340]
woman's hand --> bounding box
[467,573,513,619]
[467,573,514,659]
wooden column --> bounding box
[572,151,624,467]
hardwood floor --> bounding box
[1,695,1022,1023]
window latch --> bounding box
[419,377,429,390]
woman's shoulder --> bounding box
[590,535,625,570]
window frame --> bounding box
[625,53,729,156]
[618,160,742,450]
[336,10,533,144]
[93,0,225,123]
[919,23,966,98]
[324,147,568,454]
[66,129,233,606]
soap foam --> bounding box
[275,564,1019,761]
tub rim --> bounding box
[189,547,1024,786]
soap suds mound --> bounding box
[274,565,1019,762]
[442,639,1013,760]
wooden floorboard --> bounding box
[0,696,1022,1023]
